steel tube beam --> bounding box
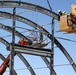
[0,37,9,46]
[10,7,16,75]
[50,18,54,75]
[0,1,59,20]
[0,11,39,28]
[0,53,6,61]
[10,44,52,57]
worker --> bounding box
[69,13,76,27]
[18,38,29,46]
[58,10,66,16]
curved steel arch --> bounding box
[0,37,9,46]
[0,53,17,75]
[17,53,36,75]
[0,11,75,72]
[0,38,36,75]
[41,57,56,75]
[0,23,57,75]
[0,11,38,28]
[0,23,32,44]
[0,53,7,61]
[0,1,59,20]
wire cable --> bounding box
[54,63,71,67]
[0,22,76,42]
[1,29,76,43]
[55,36,76,42]
[47,0,52,11]
[4,63,71,73]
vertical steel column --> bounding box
[18,0,21,6]
[46,1,54,75]
[50,18,54,75]
[10,7,16,75]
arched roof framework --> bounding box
[0,24,56,75]
[0,1,75,74]
[0,1,59,20]
[0,11,75,72]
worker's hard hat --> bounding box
[58,10,62,15]
[58,10,61,12]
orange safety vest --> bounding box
[18,38,29,46]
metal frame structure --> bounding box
[9,43,52,57]
[0,11,75,73]
[0,1,76,75]
[0,38,36,75]
[0,23,31,40]
[0,23,56,75]
[0,37,55,75]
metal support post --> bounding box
[18,0,21,6]
[10,7,16,75]
[50,18,54,75]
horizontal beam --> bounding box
[9,44,52,57]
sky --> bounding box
[0,0,76,75]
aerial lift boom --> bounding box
[0,38,29,75]
[60,4,76,33]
